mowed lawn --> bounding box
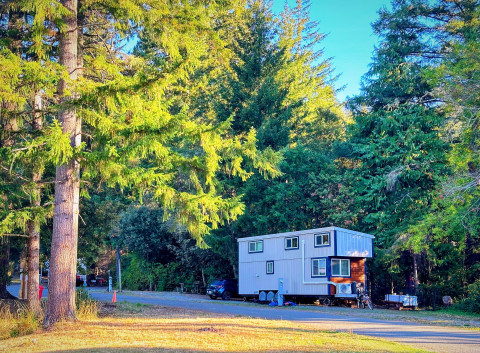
[0,302,428,353]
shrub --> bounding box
[76,288,98,320]
[10,309,39,337]
[459,280,480,314]
[0,301,40,339]
[122,254,180,291]
[0,303,15,339]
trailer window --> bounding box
[331,259,350,276]
[266,261,274,274]
[311,258,326,277]
[314,233,329,247]
[248,240,263,253]
[285,236,299,250]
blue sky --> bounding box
[272,0,391,102]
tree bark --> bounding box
[412,252,419,295]
[116,246,122,292]
[44,0,80,327]
[19,242,27,299]
[26,92,43,315]
[201,268,206,288]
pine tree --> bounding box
[343,0,452,297]
[0,4,62,311]
[0,0,282,325]
[203,0,346,274]
[277,0,346,147]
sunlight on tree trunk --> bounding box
[27,93,43,315]
[44,0,80,327]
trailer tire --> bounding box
[322,298,331,306]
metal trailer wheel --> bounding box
[259,291,267,302]
[322,297,331,306]
[267,291,275,302]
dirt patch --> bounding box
[196,326,222,332]
[98,301,233,319]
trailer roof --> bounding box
[236,226,375,242]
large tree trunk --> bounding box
[27,93,43,315]
[44,0,80,327]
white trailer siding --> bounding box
[238,263,330,295]
[238,227,374,296]
[336,228,374,257]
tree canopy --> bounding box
[1,0,480,321]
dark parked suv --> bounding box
[206,279,238,300]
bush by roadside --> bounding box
[458,280,480,314]
[0,300,42,339]
[76,287,98,320]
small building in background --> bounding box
[237,227,374,301]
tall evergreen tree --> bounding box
[0,5,61,311]
[1,0,282,325]
[343,0,451,297]
[204,0,345,275]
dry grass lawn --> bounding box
[0,302,428,353]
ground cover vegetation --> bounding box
[0,301,429,353]
[1,0,480,334]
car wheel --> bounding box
[209,295,217,300]
[222,291,231,300]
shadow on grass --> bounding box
[40,349,340,353]
[84,319,334,335]
[76,319,480,343]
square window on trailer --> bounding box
[311,258,326,277]
[331,258,350,276]
[285,236,299,250]
[314,232,329,246]
[248,240,263,253]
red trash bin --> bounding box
[39,285,44,300]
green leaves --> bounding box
[45,120,75,165]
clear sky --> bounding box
[272,0,391,102]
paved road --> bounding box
[7,285,480,353]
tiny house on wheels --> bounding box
[237,227,374,303]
